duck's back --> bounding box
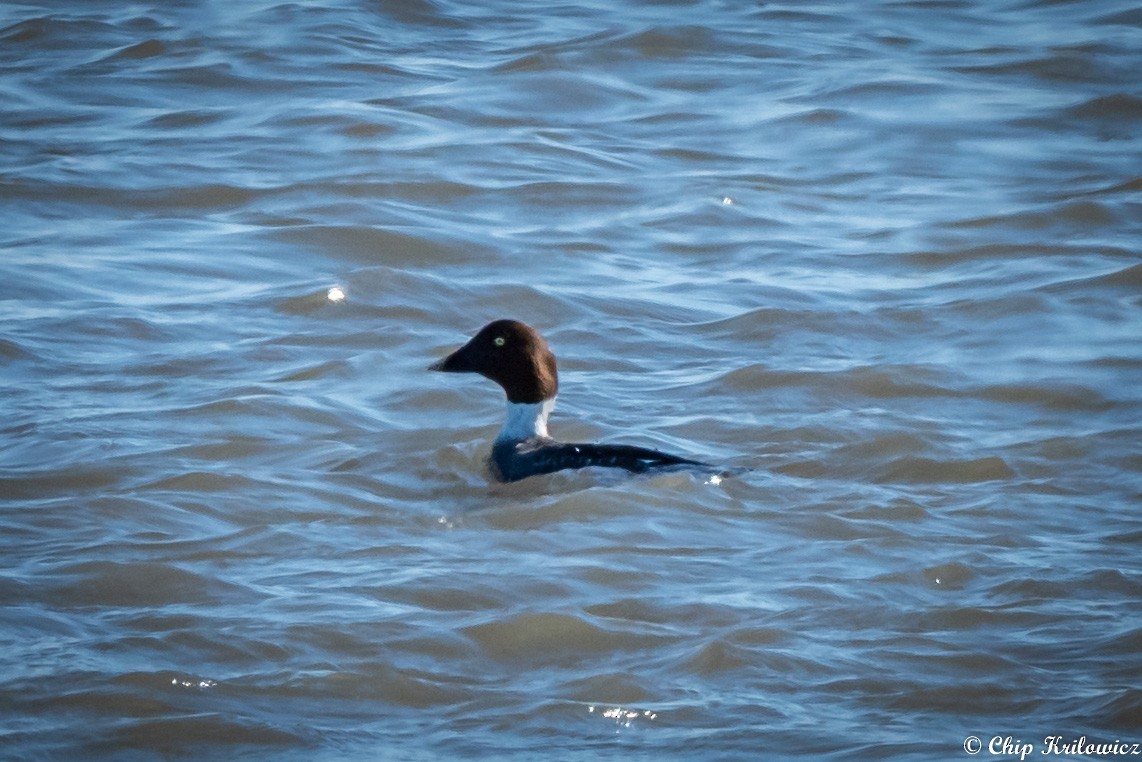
[491,437,705,482]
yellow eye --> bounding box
[493,336,506,347]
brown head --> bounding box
[430,319,559,404]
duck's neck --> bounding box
[497,398,555,442]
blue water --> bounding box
[2,1,1140,759]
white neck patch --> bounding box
[497,398,555,442]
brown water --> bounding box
[2,1,1140,759]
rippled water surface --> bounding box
[3,1,1140,759]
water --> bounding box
[2,0,1140,759]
